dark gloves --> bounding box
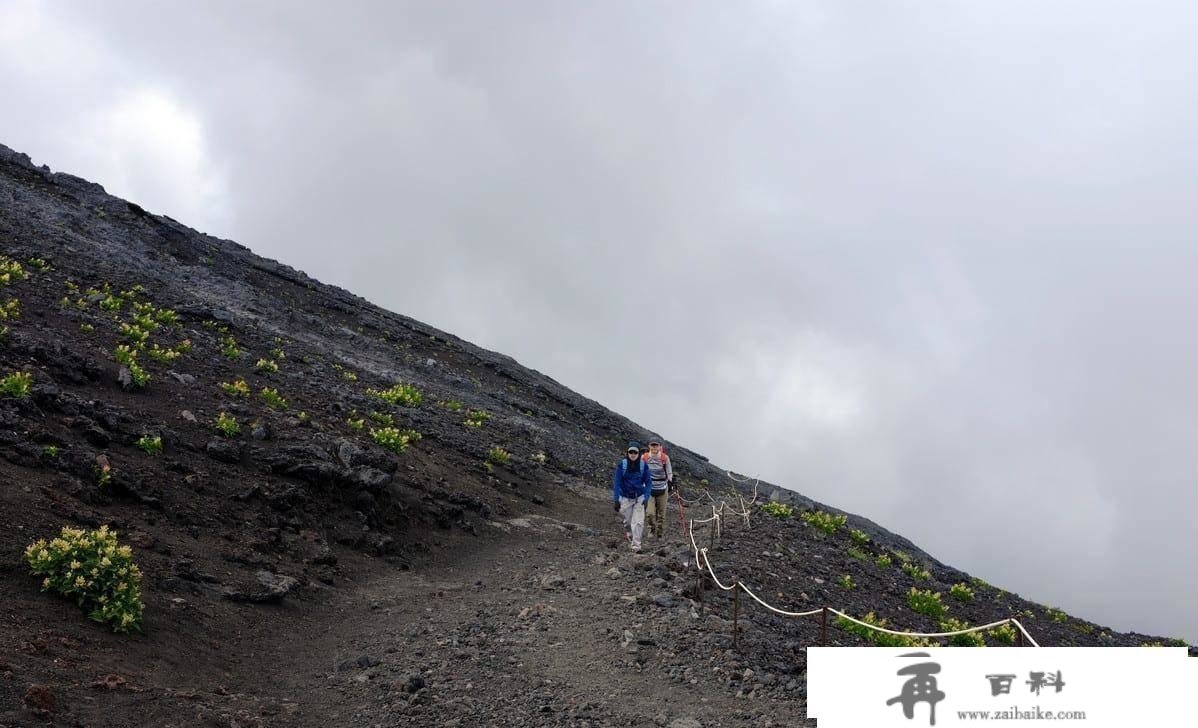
[612,501,620,512]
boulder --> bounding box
[223,570,299,603]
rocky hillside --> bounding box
[0,144,1188,727]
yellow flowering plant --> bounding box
[24,525,144,633]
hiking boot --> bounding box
[630,543,641,552]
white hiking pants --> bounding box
[618,496,646,548]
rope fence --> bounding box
[682,503,1041,649]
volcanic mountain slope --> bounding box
[0,143,1187,727]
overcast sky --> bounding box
[3,0,1196,643]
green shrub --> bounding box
[143,344,173,363]
[27,257,51,272]
[486,446,511,465]
[847,546,870,562]
[114,345,137,366]
[118,322,150,346]
[130,304,160,332]
[835,612,933,648]
[1045,607,1068,624]
[908,588,946,618]
[154,308,179,327]
[987,623,1017,646]
[80,323,94,333]
[297,411,310,425]
[1142,638,1186,647]
[135,435,163,455]
[901,561,931,581]
[892,550,912,564]
[255,358,279,374]
[1,370,33,398]
[949,583,974,602]
[270,347,285,360]
[463,409,490,428]
[259,387,287,410]
[368,383,422,407]
[42,445,59,459]
[441,400,464,412]
[220,379,250,397]
[370,426,421,454]
[801,510,847,535]
[368,411,394,427]
[940,618,986,647]
[100,293,124,312]
[849,529,870,545]
[875,554,893,568]
[24,525,144,633]
[341,369,358,382]
[347,415,365,431]
[760,502,794,518]
[837,574,856,590]
[214,412,240,437]
[220,334,241,359]
[0,298,20,320]
[0,256,30,284]
[126,360,150,389]
[530,451,548,465]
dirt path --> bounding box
[261,494,811,727]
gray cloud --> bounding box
[4,0,1196,641]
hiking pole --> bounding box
[820,607,828,646]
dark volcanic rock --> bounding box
[206,439,243,463]
[223,571,300,603]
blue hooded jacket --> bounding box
[612,456,652,502]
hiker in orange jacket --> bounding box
[641,440,673,539]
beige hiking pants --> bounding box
[645,491,668,538]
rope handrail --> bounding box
[1006,619,1040,648]
[700,548,738,592]
[684,513,1041,647]
[735,578,825,618]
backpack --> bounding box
[640,448,670,469]
[618,458,645,476]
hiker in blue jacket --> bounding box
[612,440,653,551]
